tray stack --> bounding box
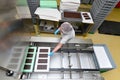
[40,0,57,9]
[90,0,119,33]
[59,0,80,11]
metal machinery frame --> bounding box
[60,11,94,36]
[90,0,120,33]
[26,0,94,36]
[0,36,115,80]
[35,10,94,36]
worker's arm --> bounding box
[49,43,63,56]
[54,28,60,35]
[52,43,63,53]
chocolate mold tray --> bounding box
[21,47,37,72]
[34,47,50,72]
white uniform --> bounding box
[60,22,75,44]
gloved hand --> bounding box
[48,52,54,56]
[54,29,60,35]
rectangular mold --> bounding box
[81,12,94,24]
[64,11,81,18]
[93,44,116,70]
[37,65,47,69]
[38,59,47,63]
[21,47,37,73]
[24,65,31,69]
[34,47,50,72]
[40,49,48,52]
[39,54,48,57]
[25,59,32,63]
[82,12,90,20]
[27,54,33,57]
[28,49,34,52]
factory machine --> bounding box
[0,36,116,80]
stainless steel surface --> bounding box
[0,48,11,70]
[0,36,114,80]
[23,71,103,80]
[0,69,103,80]
[50,52,97,70]
[29,36,93,44]
[6,46,26,72]
[93,44,116,70]
[29,36,93,51]
[0,69,18,80]
[79,53,96,69]
[50,52,62,68]
[0,35,30,71]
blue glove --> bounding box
[54,29,60,35]
[48,52,54,56]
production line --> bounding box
[0,36,116,80]
[0,0,119,79]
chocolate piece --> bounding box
[82,13,90,19]
[85,17,90,19]
[24,65,31,69]
[25,59,32,63]
[64,12,81,18]
[40,49,48,52]
[28,49,34,52]
[83,13,87,15]
[38,59,47,63]
[27,54,33,57]
[84,15,89,17]
[37,65,47,69]
[39,54,48,57]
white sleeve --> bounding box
[60,28,75,44]
[60,36,71,44]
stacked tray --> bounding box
[90,0,119,33]
[59,0,80,11]
[40,0,57,8]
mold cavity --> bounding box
[38,59,47,63]
[37,65,47,69]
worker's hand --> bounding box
[48,52,54,56]
[54,29,60,35]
